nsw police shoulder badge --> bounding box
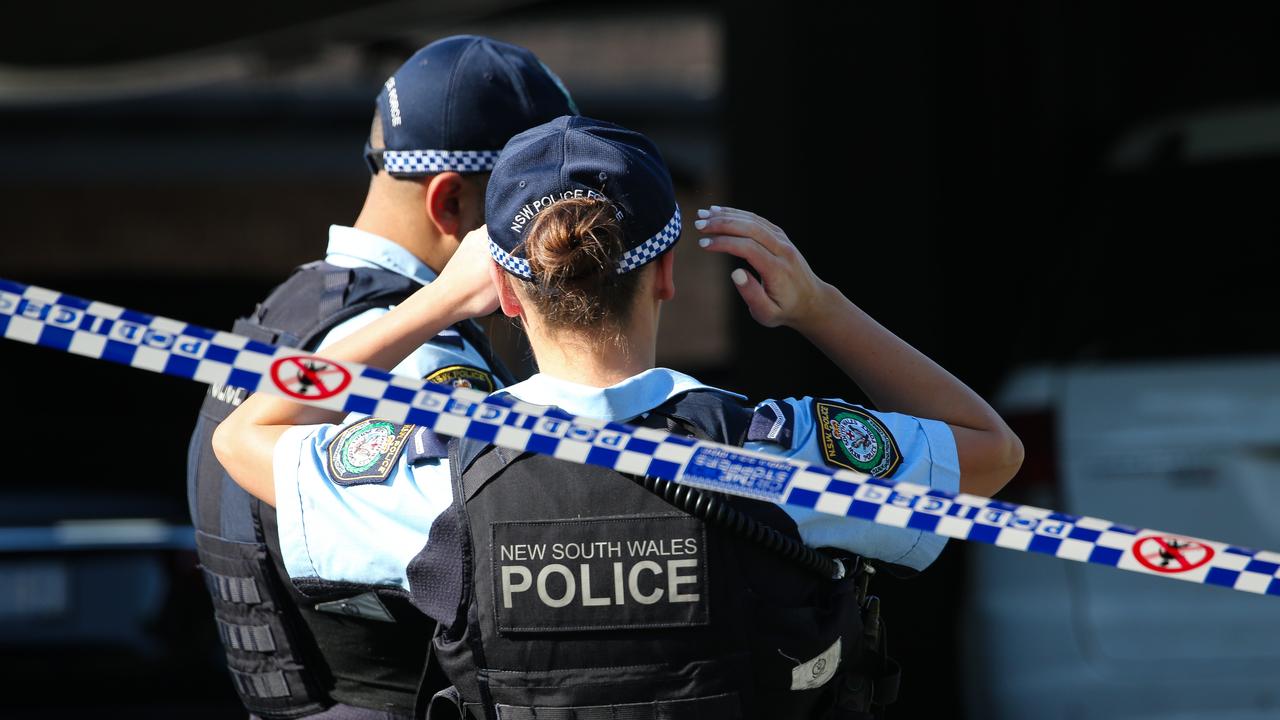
[425,364,495,393]
[814,400,902,478]
[327,418,416,486]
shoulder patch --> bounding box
[425,364,495,393]
[327,418,416,486]
[747,399,795,447]
[813,400,902,478]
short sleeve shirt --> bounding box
[271,369,960,591]
[746,397,959,570]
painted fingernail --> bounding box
[710,205,722,212]
[698,237,712,248]
[697,208,711,219]
[694,219,708,230]
[731,269,748,286]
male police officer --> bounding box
[187,36,575,720]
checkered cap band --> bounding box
[488,240,532,279]
[383,149,500,175]
[616,206,682,274]
[488,206,682,280]
[3,275,1280,600]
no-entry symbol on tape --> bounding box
[271,355,352,400]
[1133,535,1215,574]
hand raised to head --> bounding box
[695,206,829,330]
[434,225,501,320]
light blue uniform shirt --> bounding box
[744,398,959,570]
[318,225,495,378]
[273,369,960,591]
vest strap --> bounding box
[217,618,279,652]
[202,567,263,604]
[230,668,292,699]
[493,693,740,720]
[317,265,352,321]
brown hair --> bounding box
[516,197,645,342]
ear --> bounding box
[489,262,524,319]
[653,250,676,301]
[424,172,467,238]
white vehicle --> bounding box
[961,358,1280,718]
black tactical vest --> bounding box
[187,261,514,719]
[409,390,898,720]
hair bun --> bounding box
[515,196,645,343]
[525,198,624,284]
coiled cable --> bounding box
[629,472,841,579]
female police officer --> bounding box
[214,116,1023,719]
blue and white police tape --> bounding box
[3,277,1279,598]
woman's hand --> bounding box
[431,225,501,321]
[696,206,1023,497]
[694,206,831,330]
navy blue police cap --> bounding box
[486,115,682,280]
[365,35,578,177]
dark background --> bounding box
[2,1,1279,716]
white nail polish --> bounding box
[697,208,711,219]
[731,269,748,286]
[711,205,722,212]
[698,237,711,248]
[694,219,707,230]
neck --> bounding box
[526,314,659,388]
[352,178,446,273]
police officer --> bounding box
[187,37,576,720]
[213,116,1024,718]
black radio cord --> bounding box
[629,473,841,580]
